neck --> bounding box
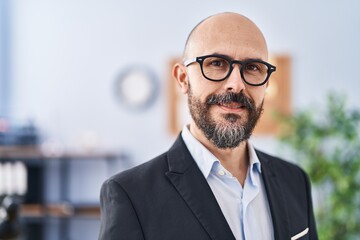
[188,122,249,185]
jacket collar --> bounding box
[256,150,291,239]
[165,135,236,240]
[165,134,290,240]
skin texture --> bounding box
[173,13,270,186]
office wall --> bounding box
[0,0,11,116]
[9,0,360,163]
[6,1,360,238]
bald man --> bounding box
[99,13,318,240]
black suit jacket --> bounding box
[99,135,318,240]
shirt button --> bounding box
[218,170,225,176]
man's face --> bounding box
[182,14,269,149]
[188,83,263,149]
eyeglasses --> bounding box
[184,54,276,86]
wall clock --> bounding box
[114,65,159,111]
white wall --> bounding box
[0,0,11,116]
[6,1,360,239]
[9,0,360,162]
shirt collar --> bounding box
[181,125,262,178]
[247,140,262,187]
[181,125,218,178]
[247,141,262,174]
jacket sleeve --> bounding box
[98,179,145,240]
[303,171,318,240]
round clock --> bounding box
[114,65,159,111]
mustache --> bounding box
[206,91,255,110]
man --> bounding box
[99,12,318,240]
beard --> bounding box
[188,85,264,149]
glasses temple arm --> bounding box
[183,58,197,66]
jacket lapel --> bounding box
[165,136,236,240]
[257,150,290,240]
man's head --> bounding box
[173,12,274,149]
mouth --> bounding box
[218,102,247,112]
[206,91,253,114]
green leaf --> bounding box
[277,92,360,239]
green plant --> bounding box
[278,93,360,240]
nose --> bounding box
[223,64,246,92]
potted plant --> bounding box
[278,93,360,239]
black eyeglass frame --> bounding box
[184,54,276,86]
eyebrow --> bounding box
[210,52,264,62]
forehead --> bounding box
[187,14,268,60]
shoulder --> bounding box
[256,149,309,182]
[256,149,303,171]
[104,151,169,189]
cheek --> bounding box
[258,88,268,105]
[246,86,267,106]
[189,80,218,101]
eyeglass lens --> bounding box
[201,56,270,84]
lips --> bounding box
[219,102,245,109]
[207,91,255,112]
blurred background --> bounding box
[0,0,359,239]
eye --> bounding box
[210,59,225,67]
[244,62,267,74]
[204,57,229,68]
[245,63,260,72]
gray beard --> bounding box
[188,86,263,149]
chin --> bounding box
[212,114,244,127]
[211,108,247,123]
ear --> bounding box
[172,63,189,94]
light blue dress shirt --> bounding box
[182,126,274,240]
